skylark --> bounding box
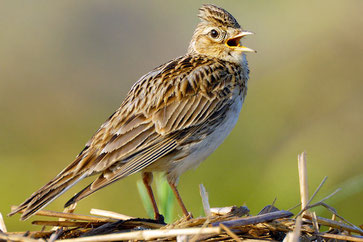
[9,4,254,221]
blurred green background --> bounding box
[1,1,362,231]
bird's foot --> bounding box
[185,212,193,220]
[155,213,165,224]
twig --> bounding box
[220,223,242,242]
[199,184,211,217]
[11,206,113,222]
[268,197,277,213]
[303,214,363,235]
[32,220,106,228]
[306,176,327,207]
[299,201,361,233]
[212,210,293,227]
[189,217,211,242]
[258,205,279,215]
[211,206,235,216]
[283,216,302,242]
[295,188,341,217]
[314,187,341,204]
[298,152,309,216]
[0,213,7,233]
[317,233,363,242]
[311,212,319,234]
[53,202,78,231]
[329,213,336,231]
[211,206,249,217]
[287,202,301,212]
[58,227,222,241]
[315,202,358,230]
[90,208,134,220]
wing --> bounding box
[73,55,241,173]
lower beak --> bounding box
[225,31,256,53]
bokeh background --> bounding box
[1,1,362,231]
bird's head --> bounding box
[188,4,255,63]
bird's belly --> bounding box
[168,94,244,181]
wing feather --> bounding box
[102,122,153,153]
[64,133,183,205]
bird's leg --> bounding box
[141,172,163,222]
[167,179,192,219]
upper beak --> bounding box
[225,31,256,53]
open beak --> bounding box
[225,31,255,53]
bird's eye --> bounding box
[210,29,219,39]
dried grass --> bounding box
[1,152,362,241]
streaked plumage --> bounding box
[9,4,254,221]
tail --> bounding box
[8,172,87,220]
[64,170,122,208]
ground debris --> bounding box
[2,204,362,241]
[2,152,362,241]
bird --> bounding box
[9,4,255,221]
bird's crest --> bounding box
[198,4,240,28]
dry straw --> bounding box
[2,152,363,241]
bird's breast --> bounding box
[166,89,245,181]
